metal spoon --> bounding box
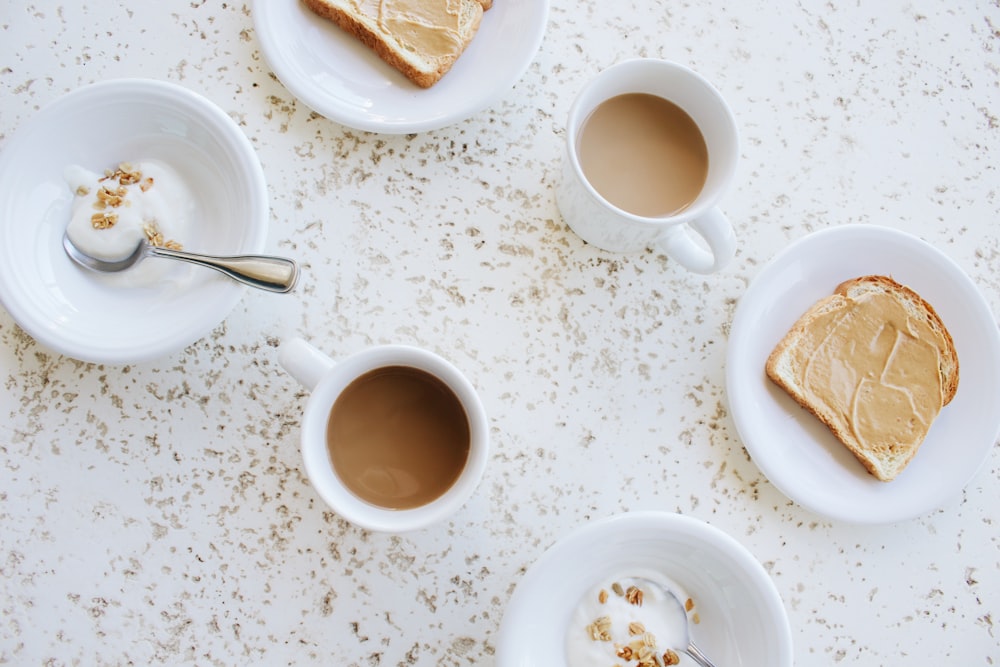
[63,232,299,293]
[633,576,717,667]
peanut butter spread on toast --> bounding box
[795,291,944,454]
[351,0,465,60]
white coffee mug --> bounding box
[278,337,490,532]
[556,59,739,273]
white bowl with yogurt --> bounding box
[496,511,793,666]
[0,78,269,363]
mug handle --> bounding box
[657,207,736,274]
[278,337,336,391]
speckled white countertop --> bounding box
[2,2,999,665]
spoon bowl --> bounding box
[63,231,299,293]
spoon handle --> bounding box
[685,642,718,667]
[149,246,299,293]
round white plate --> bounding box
[496,512,792,667]
[0,79,269,365]
[727,224,1000,523]
[252,0,549,133]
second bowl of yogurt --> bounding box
[496,511,793,667]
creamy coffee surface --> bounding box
[577,93,709,218]
[326,366,470,509]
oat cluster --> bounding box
[142,222,183,251]
[583,582,688,667]
[79,162,181,250]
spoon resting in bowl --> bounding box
[63,231,299,293]
[633,576,717,667]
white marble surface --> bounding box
[2,1,999,665]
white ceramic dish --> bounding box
[0,79,268,365]
[727,224,1000,523]
[496,512,793,667]
[252,0,549,134]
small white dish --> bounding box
[496,512,793,667]
[727,224,1000,523]
[0,79,268,365]
[252,0,549,134]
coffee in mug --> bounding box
[556,59,739,274]
[577,93,709,218]
[327,365,470,510]
[278,337,490,532]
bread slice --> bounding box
[303,0,489,88]
[765,275,958,481]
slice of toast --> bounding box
[303,0,489,88]
[765,275,958,481]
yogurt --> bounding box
[64,160,195,288]
[566,572,693,666]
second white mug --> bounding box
[556,58,739,274]
[278,337,490,532]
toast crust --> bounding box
[765,275,959,481]
[302,0,486,88]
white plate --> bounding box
[0,79,269,365]
[496,512,793,667]
[726,224,1000,523]
[252,0,549,133]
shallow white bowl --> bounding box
[496,512,793,666]
[0,79,268,364]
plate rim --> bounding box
[251,0,550,134]
[725,223,1000,523]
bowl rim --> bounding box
[0,77,269,364]
[496,510,794,666]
